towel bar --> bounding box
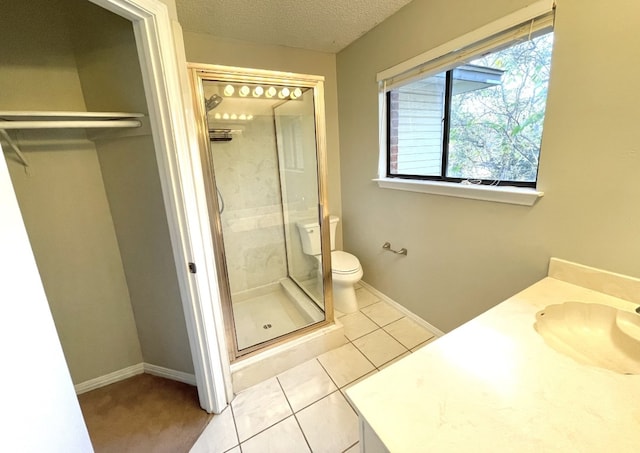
[382,242,407,256]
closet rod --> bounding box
[0,129,29,167]
[0,119,142,130]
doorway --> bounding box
[0,0,227,418]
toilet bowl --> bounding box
[297,216,363,314]
[330,250,363,313]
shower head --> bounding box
[205,94,223,112]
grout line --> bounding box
[316,356,343,390]
[342,338,378,381]
[381,316,438,350]
[411,336,437,352]
[276,375,296,415]
[338,386,361,416]
[349,329,409,371]
[278,359,340,414]
[292,413,314,453]
[344,324,379,342]
[342,441,359,453]
[345,307,398,341]
[276,376,314,452]
[316,347,374,391]
[228,403,242,452]
[294,389,347,452]
[359,303,396,328]
[231,386,294,446]
[348,301,382,372]
[376,350,411,370]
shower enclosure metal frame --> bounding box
[188,63,334,361]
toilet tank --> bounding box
[296,215,338,255]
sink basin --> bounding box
[534,302,640,374]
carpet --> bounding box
[78,373,212,453]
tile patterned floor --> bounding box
[190,285,438,453]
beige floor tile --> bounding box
[340,311,379,341]
[384,317,436,349]
[317,343,375,388]
[277,359,337,412]
[342,370,378,389]
[355,287,379,308]
[352,329,407,368]
[189,407,237,453]
[231,377,292,442]
[411,335,439,352]
[341,370,378,410]
[240,416,310,453]
[378,351,411,370]
[361,301,403,327]
[296,392,359,453]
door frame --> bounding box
[85,0,231,412]
[187,63,335,362]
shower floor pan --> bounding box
[232,278,324,351]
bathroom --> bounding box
[2,0,640,450]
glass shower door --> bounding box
[190,65,332,359]
[274,90,325,310]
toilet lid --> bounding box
[331,250,361,274]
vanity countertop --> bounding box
[346,259,640,452]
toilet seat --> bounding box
[331,250,361,275]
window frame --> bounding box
[385,57,548,188]
[376,0,555,203]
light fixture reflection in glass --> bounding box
[292,88,302,98]
[223,85,235,96]
[278,87,291,99]
[239,86,250,97]
[213,112,254,121]
[252,86,264,97]
[265,87,277,98]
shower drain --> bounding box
[263,323,272,329]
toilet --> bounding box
[296,216,363,313]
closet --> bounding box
[0,0,195,390]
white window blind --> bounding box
[377,0,555,91]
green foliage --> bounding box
[448,33,554,182]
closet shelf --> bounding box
[0,111,145,167]
[0,110,144,129]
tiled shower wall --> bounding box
[211,115,288,294]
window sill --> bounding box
[373,177,543,206]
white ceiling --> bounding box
[175,0,414,53]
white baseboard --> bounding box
[143,363,197,386]
[75,363,144,394]
[359,281,446,337]
[74,363,196,394]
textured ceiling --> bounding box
[175,0,413,53]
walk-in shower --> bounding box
[189,64,333,360]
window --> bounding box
[379,1,555,194]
